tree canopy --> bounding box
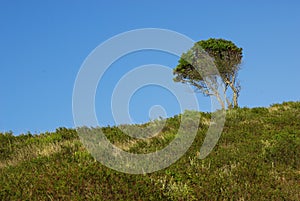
[173,38,243,109]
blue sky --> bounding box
[0,1,299,135]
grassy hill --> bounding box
[0,102,299,200]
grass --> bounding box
[0,101,299,200]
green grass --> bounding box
[0,101,299,200]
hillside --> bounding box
[0,102,299,200]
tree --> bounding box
[173,38,243,109]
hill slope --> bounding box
[0,102,300,200]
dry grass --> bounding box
[0,139,78,169]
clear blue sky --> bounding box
[1,1,299,135]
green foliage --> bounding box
[0,102,299,200]
[174,38,243,81]
[197,39,243,75]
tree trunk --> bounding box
[232,88,238,108]
[208,87,225,110]
[226,97,232,109]
[225,75,239,109]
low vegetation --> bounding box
[0,101,299,200]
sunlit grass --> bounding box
[0,101,299,200]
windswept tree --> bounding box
[173,38,243,109]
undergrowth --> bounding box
[0,101,299,200]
